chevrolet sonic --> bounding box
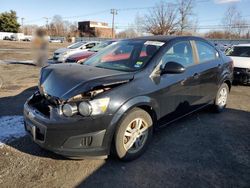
[24,36,233,161]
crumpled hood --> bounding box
[39,64,134,100]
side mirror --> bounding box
[80,46,86,50]
[160,61,185,75]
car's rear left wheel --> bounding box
[113,108,153,161]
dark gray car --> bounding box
[23,36,233,161]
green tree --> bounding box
[0,10,20,33]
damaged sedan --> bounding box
[24,36,233,161]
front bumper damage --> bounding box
[233,67,250,84]
[23,94,112,159]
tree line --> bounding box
[0,0,249,39]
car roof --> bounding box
[233,43,250,47]
[122,35,206,42]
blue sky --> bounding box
[0,0,250,32]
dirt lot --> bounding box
[0,40,69,61]
[0,63,249,188]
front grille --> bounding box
[24,121,46,142]
[36,126,45,141]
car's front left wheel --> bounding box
[113,108,153,161]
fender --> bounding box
[218,70,233,89]
[103,95,160,153]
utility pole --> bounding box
[43,17,49,34]
[21,18,24,33]
[110,9,118,38]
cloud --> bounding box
[214,0,240,3]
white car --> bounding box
[226,44,250,84]
[53,41,100,63]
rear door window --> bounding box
[196,41,218,63]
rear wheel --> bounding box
[113,108,153,161]
[213,83,229,112]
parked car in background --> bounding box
[22,36,33,42]
[3,36,11,40]
[65,40,117,64]
[49,39,62,43]
[24,36,233,161]
[10,35,18,41]
[53,41,100,63]
[226,44,250,84]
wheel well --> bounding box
[137,105,157,125]
[224,80,231,91]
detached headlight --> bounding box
[62,103,77,117]
[62,98,110,117]
[79,98,110,116]
[79,101,92,116]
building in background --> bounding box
[78,21,113,38]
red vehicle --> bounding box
[65,40,117,63]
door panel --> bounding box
[194,40,221,104]
[153,40,202,125]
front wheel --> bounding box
[113,108,153,161]
[213,83,229,113]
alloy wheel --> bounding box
[217,87,228,107]
[123,118,149,153]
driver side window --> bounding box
[162,41,194,67]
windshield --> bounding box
[68,42,86,49]
[84,40,164,72]
[226,46,250,57]
[89,41,114,52]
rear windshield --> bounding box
[84,40,164,72]
[68,42,86,49]
[88,41,114,52]
[226,46,250,57]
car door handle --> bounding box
[192,73,200,79]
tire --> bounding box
[113,108,153,161]
[213,83,229,113]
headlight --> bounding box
[62,103,77,117]
[61,98,110,117]
[89,98,110,115]
[79,101,92,116]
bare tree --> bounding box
[222,5,247,38]
[23,24,38,35]
[117,27,138,38]
[134,13,144,36]
[144,1,178,35]
[49,15,64,36]
[177,0,195,35]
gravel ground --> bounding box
[0,63,249,188]
[0,40,69,61]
